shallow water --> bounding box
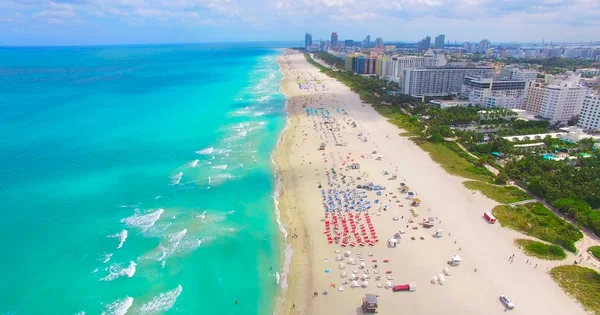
[0,44,286,314]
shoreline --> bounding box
[272,49,313,315]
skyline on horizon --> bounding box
[1,0,599,46]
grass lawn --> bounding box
[550,265,600,315]
[515,239,567,260]
[589,246,600,260]
[463,181,532,204]
[419,142,496,183]
[492,203,583,252]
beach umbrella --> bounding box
[431,277,438,284]
[344,250,351,257]
[385,281,393,289]
[340,271,347,278]
[335,255,343,261]
[351,280,359,288]
[361,281,369,288]
[338,263,345,270]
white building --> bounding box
[377,51,446,83]
[462,76,528,109]
[558,126,600,143]
[523,75,589,123]
[403,66,493,96]
[577,94,600,131]
[511,70,539,82]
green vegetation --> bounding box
[312,51,345,68]
[550,265,600,315]
[497,120,551,136]
[419,142,496,183]
[589,246,600,260]
[515,239,567,260]
[463,181,532,204]
[504,56,598,70]
[505,155,600,236]
[492,203,583,252]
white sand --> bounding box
[274,50,588,315]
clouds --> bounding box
[0,0,598,45]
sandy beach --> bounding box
[273,49,589,315]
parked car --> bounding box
[499,295,515,309]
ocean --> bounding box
[0,44,288,314]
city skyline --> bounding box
[1,0,599,46]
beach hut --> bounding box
[447,255,462,266]
[411,198,421,206]
[407,192,415,199]
[362,294,378,313]
[387,239,398,247]
[434,229,443,238]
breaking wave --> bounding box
[101,297,134,315]
[120,208,164,232]
[139,285,182,314]
[100,261,137,281]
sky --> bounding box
[0,0,599,46]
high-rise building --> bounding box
[331,32,338,47]
[417,36,431,52]
[578,94,600,131]
[434,34,445,49]
[403,66,493,96]
[366,35,371,48]
[345,55,378,74]
[374,37,384,49]
[524,76,589,123]
[462,42,470,53]
[479,39,490,53]
[462,76,528,109]
[344,40,354,47]
[304,33,312,48]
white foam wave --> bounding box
[196,147,214,155]
[101,297,134,315]
[253,111,265,117]
[139,285,182,314]
[121,208,164,232]
[100,261,137,281]
[103,253,113,263]
[189,159,200,168]
[107,229,127,249]
[280,245,293,290]
[170,172,183,185]
[212,164,228,170]
[74,312,85,315]
[165,229,187,258]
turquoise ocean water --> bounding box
[0,44,288,314]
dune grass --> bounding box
[550,265,600,315]
[515,239,567,260]
[463,181,532,204]
[492,203,583,252]
[419,142,496,183]
[589,246,600,260]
